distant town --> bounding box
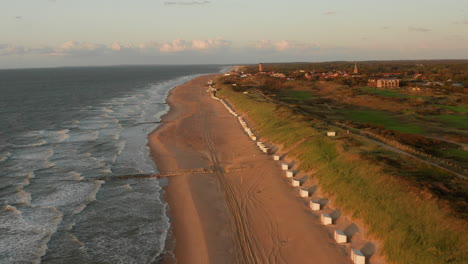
[225,61,467,92]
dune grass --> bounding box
[217,84,468,264]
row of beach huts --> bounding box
[208,86,367,264]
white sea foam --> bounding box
[0,152,11,162]
[32,181,102,209]
[0,206,63,264]
[17,139,47,147]
[66,131,99,142]
[68,171,84,181]
[13,148,54,161]
[3,205,21,215]
[102,107,114,113]
[54,129,70,142]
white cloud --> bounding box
[49,41,107,56]
[252,40,319,52]
[254,40,291,51]
[273,40,291,51]
[0,45,29,56]
[191,38,230,50]
[159,38,230,52]
[159,39,190,52]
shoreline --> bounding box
[148,74,351,263]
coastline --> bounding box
[148,74,351,263]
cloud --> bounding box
[0,38,231,57]
[164,1,210,5]
[408,26,431,32]
[8,46,29,55]
[49,41,107,56]
[15,16,22,19]
[252,40,320,52]
[159,39,190,52]
[381,26,390,30]
[323,11,336,16]
[159,38,230,52]
[254,40,289,51]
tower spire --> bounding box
[353,63,358,74]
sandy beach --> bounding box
[148,74,351,264]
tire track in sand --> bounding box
[199,99,261,264]
[239,166,286,264]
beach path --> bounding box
[148,74,351,264]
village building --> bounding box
[367,78,400,88]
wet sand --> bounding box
[148,74,351,264]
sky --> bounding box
[1,0,467,68]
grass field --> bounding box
[217,83,467,264]
[359,87,415,98]
[443,148,468,163]
[340,109,425,134]
[434,115,468,129]
[280,90,315,100]
[434,105,468,113]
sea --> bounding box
[0,65,224,264]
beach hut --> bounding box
[334,230,347,243]
[309,200,321,211]
[273,155,280,161]
[351,249,366,264]
[299,188,309,197]
[321,213,333,225]
[292,178,300,187]
[286,170,294,178]
[327,131,336,137]
[281,163,289,170]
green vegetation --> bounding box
[434,115,468,129]
[280,90,315,100]
[443,148,468,163]
[360,87,412,98]
[217,83,467,264]
[435,105,468,113]
[341,109,425,134]
[223,62,467,171]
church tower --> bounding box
[259,63,264,72]
[353,63,358,74]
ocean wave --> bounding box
[54,129,70,142]
[65,131,99,142]
[102,107,114,113]
[0,152,11,162]
[0,206,63,264]
[3,205,22,215]
[68,171,84,181]
[12,139,47,148]
[12,148,54,161]
[0,69,220,263]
